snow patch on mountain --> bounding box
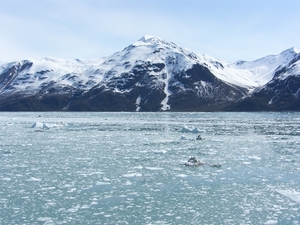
[278,57,300,81]
[229,47,299,87]
[0,57,107,95]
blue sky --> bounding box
[0,0,299,62]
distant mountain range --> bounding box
[0,36,299,111]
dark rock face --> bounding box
[67,61,168,111]
[67,63,247,112]
[246,75,300,111]
[0,61,33,92]
[0,94,70,111]
[168,64,247,111]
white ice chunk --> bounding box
[37,217,53,222]
[31,121,68,129]
[26,177,41,182]
[68,204,81,213]
[153,150,167,154]
[81,204,90,209]
[31,121,49,129]
[145,167,164,171]
[180,135,188,140]
[175,174,188,178]
[264,220,278,225]
[96,181,111,185]
[275,190,300,203]
[123,173,142,178]
[180,125,201,133]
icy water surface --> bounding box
[0,112,300,224]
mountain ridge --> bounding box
[0,36,299,111]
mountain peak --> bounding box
[138,35,165,43]
[280,47,300,56]
[133,35,178,49]
[289,47,300,54]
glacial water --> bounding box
[0,112,299,225]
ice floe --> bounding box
[264,220,278,225]
[123,173,142,178]
[179,125,201,133]
[183,157,206,166]
[275,190,300,203]
[31,121,68,129]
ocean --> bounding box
[0,112,299,224]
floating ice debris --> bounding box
[145,167,164,171]
[123,173,142,178]
[153,150,167,154]
[31,121,68,129]
[96,181,111,185]
[2,150,12,154]
[175,174,188,178]
[196,135,204,140]
[26,177,41,182]
[31,121,52,129]
[184,157,206,166]
[183,156,221,168]
[68,204,81,213]
[275,190,300,203]
[180,135,196,141]
[264,220,278,225]
[180,125,201,133]
[37,217,54,222]
[180,135,188,140]
[210,163,222,168]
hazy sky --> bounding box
[0,0,299,62]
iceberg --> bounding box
[31,121,67,129]
[180,125,201,133]
[275,190,300,203]
[31,121,51,129]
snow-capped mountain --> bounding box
[227,48,300,111]
[0,36,299,111]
